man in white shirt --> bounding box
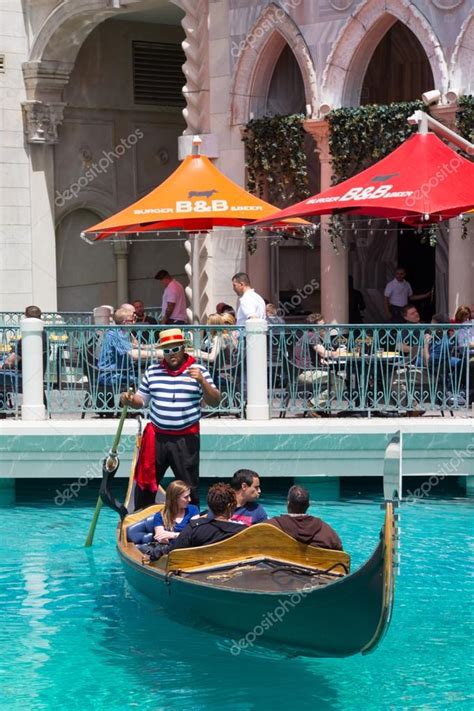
[155,269,188,325]
[232,272,266,325]
[384,267,431,323]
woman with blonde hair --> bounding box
[152,480,200,544]
[194,313,233,365]
[454,305,472,324]
[453,305,473,353]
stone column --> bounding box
[179,0,210,135]
[429,105,474,312]
[245,319,269,420]
[22,101,66,310]
[29,143,59,310]
[22,61,72,310]
[113,241,129,306]
[304,119,348,322]
[448,217,474,313]
[20,317,46,420]
[248,239,272,302]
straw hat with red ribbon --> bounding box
[157,328,188,349]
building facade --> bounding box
[1,0,473,320]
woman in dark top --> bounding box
[172,483,244,549]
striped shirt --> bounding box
[138,361,215,431]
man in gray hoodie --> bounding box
[268,485,343,551]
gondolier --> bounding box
[120,328,220,508]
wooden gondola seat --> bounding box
[167,523,350,575]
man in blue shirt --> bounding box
[229,469,268,525]
[98,307,160,386]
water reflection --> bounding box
[94,568,341,709]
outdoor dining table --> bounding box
[327,350,403,410]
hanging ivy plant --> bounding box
[455,95,474,144]
[242,114,310,205]
[327,101,425,184]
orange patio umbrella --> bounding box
[83,145,306,240]
[82,139,308,321]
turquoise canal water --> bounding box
[0,480,472,711]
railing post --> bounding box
[21,317,46,420]
[245,319,269,420]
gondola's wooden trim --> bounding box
[361,502,396,654]
[166,523,350,574]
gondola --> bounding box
[100,428,400,658]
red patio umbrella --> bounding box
[252,132,474,227]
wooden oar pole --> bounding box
[84,390,133,547]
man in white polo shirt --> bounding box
[155,269,187,325]
[232,272,266,325]
[121,328,220,508]
[384,267,431,323]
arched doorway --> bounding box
[259,44,320,315]
[361,21,434,104]
[352,21,437,321]
[56,209,116,311]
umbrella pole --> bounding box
[191,232,200,324]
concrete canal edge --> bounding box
[0,419,472,499]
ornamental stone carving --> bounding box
[178,0,210,135]
[431,0,463,9]
[22,100,66,144]
[328,0,354,10]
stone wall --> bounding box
[0,0,32,311]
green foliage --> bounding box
[455,95,474,144]
[327,101,425,184]
[242,114,310,205]
[421,224,439,248]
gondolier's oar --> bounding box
[84,389,133,547]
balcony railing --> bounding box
[0,308,161,327]
[1,320,472,419]
[268,324,472,417]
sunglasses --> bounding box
[163,345,183,354]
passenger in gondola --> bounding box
[268,485,343,550]
[172,483,244,549]
[229,469,268,525]
[199,469,268,525]
[153,480,200,543]
[137,480,201,561]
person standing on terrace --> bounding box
[155,269,187,325]
[121,328,220,508]
[232,272,266,325]
[384,267,432,324]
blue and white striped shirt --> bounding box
[138,361,215,431]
